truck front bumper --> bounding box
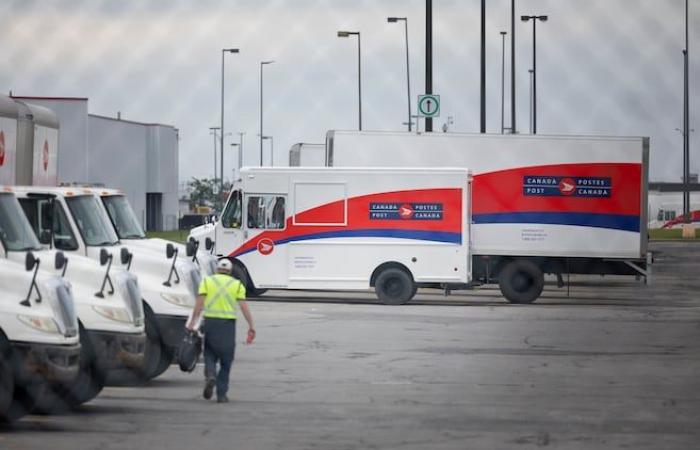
[154,315,187,352]
[87,330,146,373]
[11,341,81,386]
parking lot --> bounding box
[2,241,699,450]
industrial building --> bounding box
[11,96,179,231]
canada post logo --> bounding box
[369,202,443,220]
[523,176,612,198]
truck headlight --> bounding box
[160,293,194,307]
[92,306,133,324]
[17,315,61,334]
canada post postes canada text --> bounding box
[369,202,444,220]
[522,176,612,198]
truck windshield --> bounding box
[0,193,42,251]
[65,195,119,246]
[101,195,146,239]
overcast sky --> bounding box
[1,0,698,183]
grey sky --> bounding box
[1,0,697,183]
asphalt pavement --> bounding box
[1,241,699,450]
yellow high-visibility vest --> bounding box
[198,273,246,319]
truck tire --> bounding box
[231,263,267,298]
[0,337,15,422]
[375,267,416,305]
[138,305,171,381]
[498,259,544,304]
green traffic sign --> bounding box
[418,94,440,117]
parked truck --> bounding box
[1,187,145,409]
[189,167,472,304]
[1,94,198,379]
[288,130,651,304]
[0,255,80,421]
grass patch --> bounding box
[649,228,700,240]
[145,230,189,243]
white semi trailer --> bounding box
[289,130,651,303]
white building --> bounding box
[11,96,179,231]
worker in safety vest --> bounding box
[186,259,255,403]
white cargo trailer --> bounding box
[288,143,326,167]
[189,167,472,304]
[291,130,651,303]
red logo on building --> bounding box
[558,177,576,196]
[257,238,274,255]
[42,140,49,171]
[0,131,5,166]
[398,204,414,219]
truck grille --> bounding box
[55,283,79,338]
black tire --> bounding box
[138,304,171,381]
[374,267,416,305]
[0,337,16,422]
[498,259,544,304]
[231,263,267,297]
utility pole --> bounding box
[480,0,486,133]
[683,0,691,220]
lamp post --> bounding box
[337,30,362,130]
[511,0,516,134]
[521,15,547,134]
[682,0,691,221]
[528,69,534,134]
[260,60,274,166]
[209,126,220,184]
[500,31,507,134]
[237,131,245,177]
[220,48,239,192]
[230,143,239,181]
[261,136,274,166]
[388,17,412,132]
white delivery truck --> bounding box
[288,143,326,167]
[0,255,80,422]
[95,187,218,277]
[189,167,472,304]
[1,187,145,409]
[290,130,651,304]
[13,187,200,380]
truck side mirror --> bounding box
[205,237,214,251]
[38,230,52,245]
[166,243,176,259]
[25,251,38,271]
[186,240,196,257]
[99,248,110,266]
[54,251,67,270]
[120,247,132,265]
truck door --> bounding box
[217,190,245,257]
[241,193,288,288]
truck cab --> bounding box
[12,186,200,380]
[0,188,146,407]
[0,256,80,422]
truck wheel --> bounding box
[64,323,104,407]
[138,305,170,381]
[0,337,15,422]
[375,268,416,305]
[498,259,544,304]
[231,263,267,298]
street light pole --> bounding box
[260,60,274,166]
[230,143,239,181]
[220,48,239,192]
[237,131,244,177]
[500,31,507,134]
[209,127,220,183]
[683,0,691,220]
[528,69,534,134]
[521,15,547,134]
[388,17,412,132]
[511,0,516,134]
[337,31,362,130]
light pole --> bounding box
[528,69,534,134]
[388,17,412,131]
[220,48,239,192]
[262,136,274,166]
[337,30,362,130]
[209,126,220,183]
[230,143,239,181]
[682,0,691,221]
[521,15,547,134]
[260,60,274,166]
[511,0,516,134]
[237,131,245,177]
[500,31,507,134]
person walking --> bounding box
[186,259,255,403]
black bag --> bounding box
[177,329,202,373]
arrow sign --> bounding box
[418,94,440,118]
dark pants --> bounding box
[203,318,236,397]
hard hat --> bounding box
[217,259,233,272]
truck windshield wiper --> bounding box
[121,234,145,239]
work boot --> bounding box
[203,378,216,400]
[216,395,229,403]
